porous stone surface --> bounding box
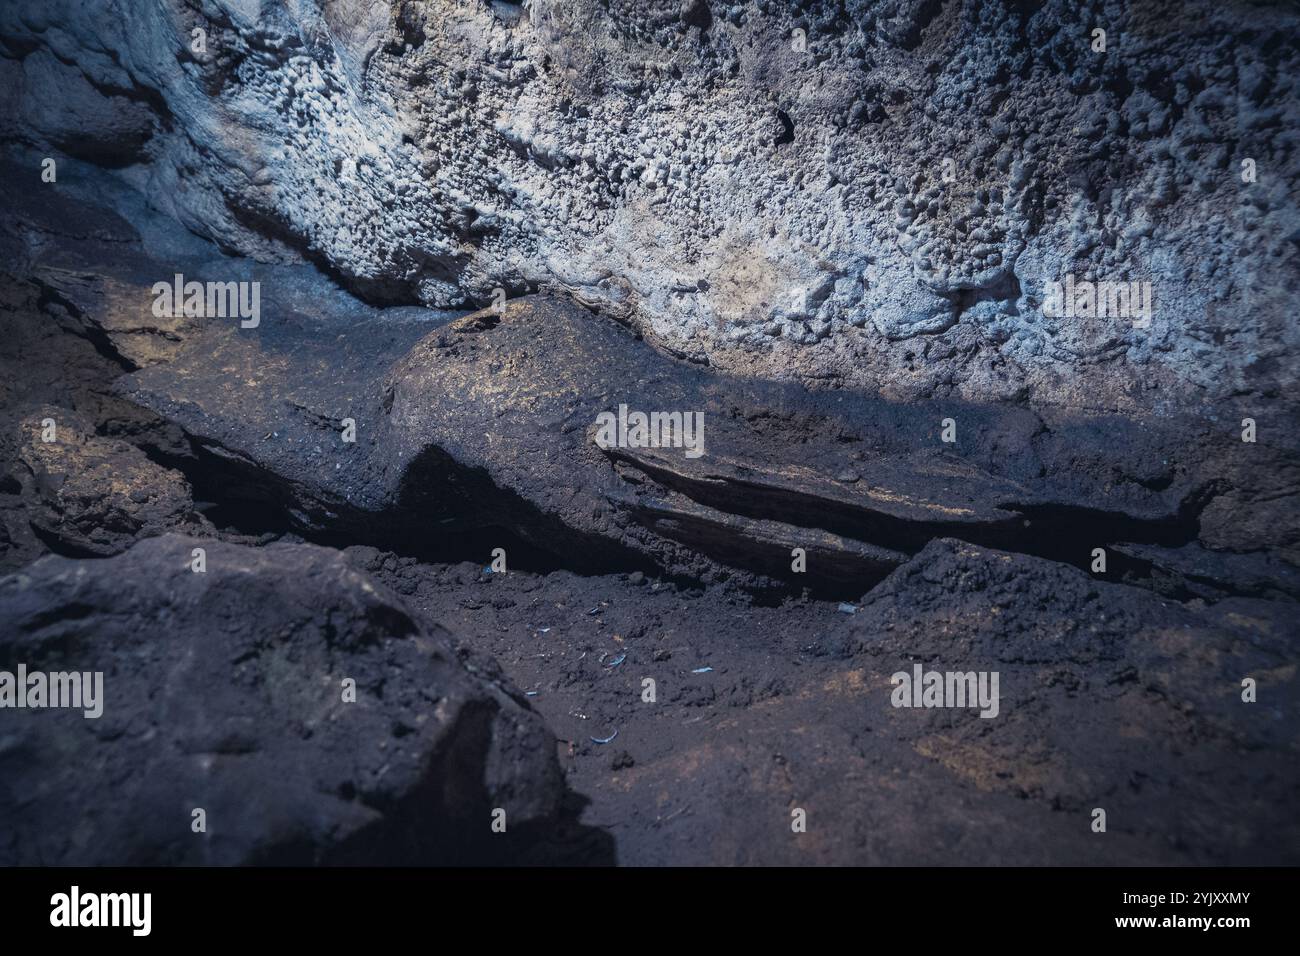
[0,534,566,865]
[2,0,1296,409]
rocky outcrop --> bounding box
[4,157,1292,601]
[0,534,567,865]
[0,9,1294,869]
[2,0,1296,409]
[120,289,1300,600]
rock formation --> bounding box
[0,534,569,865]
[0,1,1296,867]
[2,0,1296,408]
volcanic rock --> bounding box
[8,405,197,559]
[120,290,1299,601]
[2,1,1296,408]
[842,537,1300,864]
[355,537,1300,865]
[0,534,566,865]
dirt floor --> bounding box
[345,548,1298,865]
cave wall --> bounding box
[2,0,1296,409]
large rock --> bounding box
[0,178,213,570]
[0,534,565,864]
[845,538,1300,864]
[8,405,197,559]
[121,288,1300,600]
[2,1,1296,409]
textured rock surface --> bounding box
[0,534,567,865]
[0,163,210,571]
[120,291,1300,599]
[0,7,1295,869]
[2,0,1296,408]
[842,538,1300,865]
[11,405,197,558]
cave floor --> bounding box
[350,551,1297,866]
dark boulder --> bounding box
[9,405,197,559]
[0,534,565,865]
[847,538,1300,863]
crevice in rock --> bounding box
[28,524,110,561]
[774,109,795,146]
[614,449,1195,558]
[224,199,425,308]
[120,395,1280,612]
[945,270,1024,320]
[134,424,665,581]
[32,278,137,373]
[602,447,1277,607]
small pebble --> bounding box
[611,750,635,771]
